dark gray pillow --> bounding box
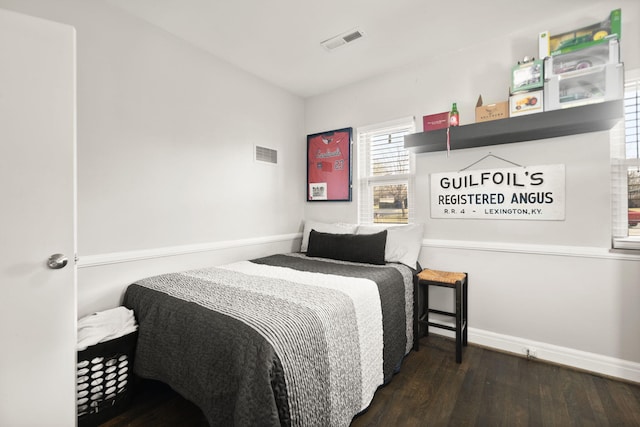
[306,229,387,265]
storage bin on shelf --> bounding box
[544,38,623,111]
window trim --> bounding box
[357,117,416,225]
[612,68,640,250]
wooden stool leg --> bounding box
[455,279,462,363]
[423,280,429,337]
[413,275,419,351]
[463,276,468,346]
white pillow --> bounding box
[300,220,358,252]
[357,224,424,268]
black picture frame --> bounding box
[306,127,352,201]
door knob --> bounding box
[47,253,68,269]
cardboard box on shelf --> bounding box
[423,111,450,131]
[475,95,509,123]
[510,90,544,117]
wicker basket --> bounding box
[77,331,138,427]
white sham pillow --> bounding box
[357,223,424,268]
[300,220,358,252]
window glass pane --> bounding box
[371,131,410,176]
[630,167,640,236]
[624,76,640,238]
[625,79,639,161]
[357,117,415,225]
[373,183,408,224]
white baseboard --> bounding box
[429,327,640,383]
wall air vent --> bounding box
[321,28,365,51]
[255,145,278,164]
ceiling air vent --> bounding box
[255,145,277,164]
[321,28,365,51]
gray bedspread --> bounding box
[123,253,414,426]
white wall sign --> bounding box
[430,164,565,220]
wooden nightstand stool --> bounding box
[417,268,468,363]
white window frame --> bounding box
[357,117,416,225]
[612,68,640,250]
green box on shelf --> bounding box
[511,59,544,94]
[550,9,621,56]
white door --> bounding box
[0,8,77,427]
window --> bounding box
[357,117,415,224]
[612,69,640,249]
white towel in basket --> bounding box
[77,306,137,351]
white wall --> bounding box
[305,1,640,380]
[2,0,638,381]
[0,0,306,316]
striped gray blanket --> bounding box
[123,253,414,426]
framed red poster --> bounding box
[307,127,352,201]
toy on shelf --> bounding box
[548,9,621,56]
[511,56,544,94]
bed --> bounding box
[122,222,423,426]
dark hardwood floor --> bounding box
[99,335,640,426]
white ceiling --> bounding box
[105,0,594,98]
